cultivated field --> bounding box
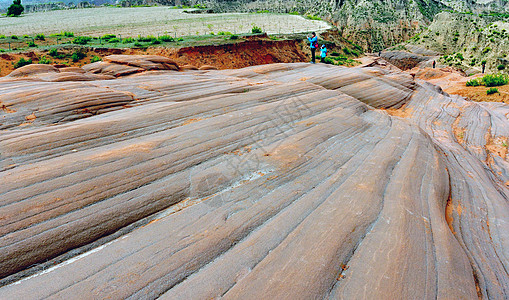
[0,7,330,37]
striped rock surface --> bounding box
[0,59,508,299]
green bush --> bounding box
[7,0,24,16]
[27,41,36,47]
[137,35,157,42]
[38,56,51,64]
[177,37,183,41]
[23,34,29,38]
[10,35,18,40]
[151,39,161,44]
[482,47,491,54]
[48,48,59,57]
[90,55,102,63]
[305,15,321,21]
[71,51,86,62]
[64,31,74,37]
[230,35,239,40]
[466,78,482,86]
[470,59,477,66]
[14,57,32,68]
[102,34,116,40]
[455,53,464,60]
[487,87,499,95]
[482,73,508,87]
[72,36,92,45]
[35,34,45,41]
[251,26,262,34]
[158,35,174,42]
[217,31,232,36]
[323,57,335,65]
[498,64,506,70]
[133,42,143,47]
[122,37,135,44]
[108,38,121,43]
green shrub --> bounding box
[497,64,506,70]
[48,48,58,57]
[64,31,74,37]
[7,0,24,16]
[122,37,135,44]
[151,39,161,44]
[134,42,143,47]
[323,57,335,65]
[71,51,86,62]
[10,35,18,40]
[482,73,508,87]
[487,87,499,95]
[230,35,239,40]
[177,37,183,41]
[72,36,92,45]
[108,38,121,43]
[137,35,157,42]
[305,15,321,20]
[217,31,232,35]
[158,35,174,42]
[90,55,102,63]
[455,53,464,60]
[35,34,45,41]
[38,56,51,64]
[102,34,116,40]
[482,47,491,54]
[27,41,36,47]
[14,57,32,68]
[251,26,262,34]
[466,78,482,86]
[453,36,459,42]
[470,58,477,66]
[23,34,29,38]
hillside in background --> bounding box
[2,0,508,51]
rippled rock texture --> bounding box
[0,56,508,299]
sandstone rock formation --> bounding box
[0,55,508,299]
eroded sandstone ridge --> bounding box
[0,56,508,299]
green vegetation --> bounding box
[487,87,499,95]
[14,57,32,68]
[27,40,36,47]
[38,56,51,64]
[90,55,102,63]
[35,34,45,41]
[482,73,508,87]
[467,73,508,87]
[71,50,86,62]
[108,38,121,43]
[230,35,239,40]
[137,35,157,42]
[72,36,92,45]
[251,26,262,34]
[305,15,321,21]
[7,0,24,17]
[466,78,482,86]
[122,37,135,44]
[482,47,491,54]
[10,35,18,40]
[158,35,174,42]
[498,64,506,70]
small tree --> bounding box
[7,0,24,17]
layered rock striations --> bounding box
[0,56,508,299]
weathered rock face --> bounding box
[0,56,508,299]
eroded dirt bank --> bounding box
[0,37,309,77]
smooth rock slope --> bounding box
[0,56,508,299]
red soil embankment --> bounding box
[0,38,309,77]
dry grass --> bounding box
[0,7,330,37]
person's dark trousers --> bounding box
[311,48,316,63]
[320,57,325,63]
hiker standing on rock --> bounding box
[308,32,318,64]
[320,44,327,63]
[433,60,436,68]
